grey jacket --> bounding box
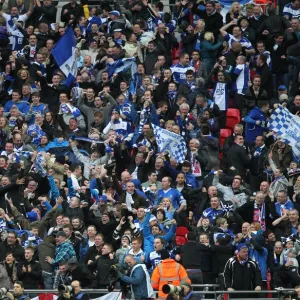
[38,241,56,273]
[77,94,116,130]
[71,144,109,179]
[212,175,249,208]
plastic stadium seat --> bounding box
[175,226,189,246]
[225,109,241,132]
[220,129,232,148]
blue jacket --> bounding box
[244,106,268,142]
[248,246,268,281]
[143,212,176,258]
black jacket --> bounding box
[244,86,268,110]
[96,255,118,286]
[33,4,57,26]
[211,245,234,275]
[257,63,273,98]
[237,200,273,229]
[61,2,84,23]
[0,239,24,262]
[224,256,262,290]
[176,242,212,272]
[227,144,251,178]
[16,259,42,289]
[83,245,102,264]
[191,7,223,37]
[250,144,268,176]
[155,33,179,66]
[258,15,292,37]
[69,263,97,288]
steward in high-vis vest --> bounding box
[151,249,191,299]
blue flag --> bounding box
[107,57,137,80]
[269,106,300,162]
[52,28,77,87]
[152,123,187,163]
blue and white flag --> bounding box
[52,28,77,86]
[152,124,187,163]
[61,103,81,118]
[107,57,137,80]
[269,106,300,162]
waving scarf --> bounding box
[253,202,266,231]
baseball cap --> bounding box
[56,231,67,238]
[236,243,248,252]
[67,257,78,269]
[109,10,120,17]
[278,85,287,91]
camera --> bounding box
[0,287,8,299]
[108,264,127,293]
[58,285,74,294]
[162,284,183,296]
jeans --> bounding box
[42,271,54,289]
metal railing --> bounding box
[21,286,296,300]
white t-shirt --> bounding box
[2,12,28,33]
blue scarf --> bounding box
[167,91,177,108]
[73,136,104,144]
[195,33,201,51]
[253,145,264,157]
[8,15,19,27]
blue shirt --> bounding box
[201,207,224,223]
[170,63,195,84]
[275,199,294,217]
[155,188,186,210]
[4,100,30,114]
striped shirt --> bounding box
[283,3,300,20]
[170,63,195,83]
[233,64,250,94]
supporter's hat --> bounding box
[121,235,131,244]
[27,211,38,222]
[159,249,170,260]
[278,85,287,90]
[56,231,67,238]
[109,10,120,17]
[112,107,120,114]
[67,257,78,269]
[113,28,123,32]
[236,243,248,252]
[149,215,157,223]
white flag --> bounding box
[92,292,122,300]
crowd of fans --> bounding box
[0,0,299,298]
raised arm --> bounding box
[26,0,35,17]
[220,21,235,37]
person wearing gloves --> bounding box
[224,243,262,297]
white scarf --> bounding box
[126,192,134,211]
[130,264,154,299]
